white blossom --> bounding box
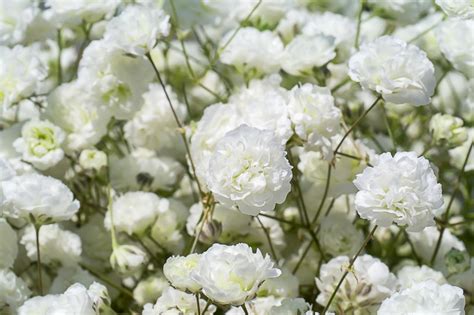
[13,119,65,170]
[191,243,281,305]
[436,19,474,78]
[281,34,336,75]
[44,0,119,26]
[220,27,283,76]
[0,0,37,45]
[78,149,107,171]
[348,36,435,106]
[105,191,162,236]
[367,0,431,25]
[110,244,148,275]
[20,224,82,266]
[133,275,169,306]
[319,213,364,257]
[104,4,170,56]
[163,254,201,292]
[353,152,444,232]
[396,265,447,289]
[206,125,292,216]
[435,0,474,19]
[0,219,18,269]
[429,113,468,147]
[1,173,80,224]
[316,255,398,312]
[378,280,465,315]
[0,268,31,309]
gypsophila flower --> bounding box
[104,191,162,236]
[348,36,435,106]
[206,125,292,216]
[191,243,281,305]
[0,219,18,269]
[378,280,465,315]
[133,275,169,306]
[0,0,36,45]
[429,113,468,147]
[1,173,80,224]
[163,254,201,293]
[0,268,31,309]
[353,152,443,232]
[78,149,107,171]
[44,0,119,26]
[318,213,364,257]
[435,0,474,19]
[110,244,148,276]
[316,254,398,312]
[13,119,65,170]
[396,265,447,289]
[104,4,170,56]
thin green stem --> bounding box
[196,293,201,315]
[258,212,304,228]
[34,224,43,295]
[430,142,473,265]
[322,226,378,314]
[404,230,422,266]
[332,96,382,161]
[79,263,134,298]
[381,104,395,151]
[256,216,278,261]
[292,240,312,274]
[311,164,332,226]
[57,29,62,84]
[241,303,250,315]
[354,0,366,49]
[330,77,351,93]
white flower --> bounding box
[78,149,107,171]
[258,268,299,298]
[17,283,97,315]
[133,275,169,306]
[105,191,162,236]
[44,0,119,26]
[319,213,364,257]
[288,84,341,158]
[397,265,447,289]
[13,119,65,170]
[348,36,435,106]
[0,219,18,269]
[0,158,15,182]
[124,83,187,154]
[281,34,336,75]
[109,148,184,192]
[1,173,80,224]
[143,287,216,315]
[449,128,474,172]
[20,224,82,266]
[46,81,111,152]
[150,198,188,253]
[0,45,45,109]
[0,268,31,309]
[367,0,431,24]
[436,19,474,78]
[110,244,148,275]
[78,40,154,119]
[226,296,282,315]
[49,266,96,294]
[429,113,468,147]
[163,254,201,292]
[206,125,292,216]
[104,4,170,56]
[220,27,283,76]
[435,0,474,19]
[276,9,312,43]
[353,152,444,232]
[0,0,37,45]
[378,280,465,315]
[271,298,311,315]
[316,255,398,312]
[191,243,281,305]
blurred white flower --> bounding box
[348,36,435,106]
[44,0,119,26]
[13,119,65,170]
[104,4,170,56]
[78,149,107,171]
[281,34,336,75]
[316,255,398,312]
[449,128,474,172]
[353,152,443,232]
[105,191,162,236]
[378,280,465,315]
[124,83,187,155]
[206,125,292,216]
[367,0,431,25]
[163,254,201,292]
[191,243,281,305]
[271,298,311,315]
[226,296,283,315]
[1,173,80,224]
[133,275,169,306]
[17,283,98,315]
[143,286,216,315]
[0,268,31,309]
[319,213,364,257]
[0,0,37,45]
[110,244,148,276]
[435,0,474,19]
[396,265,447,289]
[0,45,46,109]
[0,219,18,269]
[288,84,341,158]
[429,113,468,148]
[436,19,474,78]
[220,27,283,76]
[21,224,82,266]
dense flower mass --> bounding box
[0,0,472,314]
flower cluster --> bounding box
[0,0,472,314]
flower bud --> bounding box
[79,149,108,171]
[429,113,467,147]
[110,244,148,275]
